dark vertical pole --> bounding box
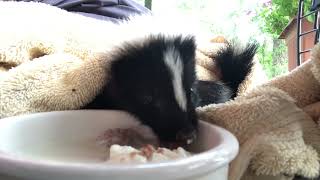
[145,0,152,10]
[297,0,304,66]
[314,11,319,44]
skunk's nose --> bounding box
[176,128,197,144]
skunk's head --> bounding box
[107,35,198,143]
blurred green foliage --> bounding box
[254,0,312,37]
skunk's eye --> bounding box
[142,95,153,105]
[191,87,195,93]
[191,87,197,96]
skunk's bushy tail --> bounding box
[213,42,259,97]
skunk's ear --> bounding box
[175,35,196,64]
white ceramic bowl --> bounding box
[0,110,238,180]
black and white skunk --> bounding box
[82,16,258,144]
[83,33,258,144]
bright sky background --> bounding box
[136,0,267,43]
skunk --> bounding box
[84,35,198,143]
[79,14,257,145]
[83,32,258,144]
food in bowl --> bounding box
[108,144,192,164]
[96,126,193,164]
[96,126,159,148]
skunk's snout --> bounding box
[176,128,197,144]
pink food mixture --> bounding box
[96,128,192,164]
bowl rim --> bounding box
[0,110,239,178]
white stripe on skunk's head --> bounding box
[163,47,187,111]
[106,34,198,143]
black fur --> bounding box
[194,81,233,107]
[214,42,258,97]
[83,35,198,142]
[195,42,258,107]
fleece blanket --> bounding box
[0,2,320,180]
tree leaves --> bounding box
[253,0,313,36]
